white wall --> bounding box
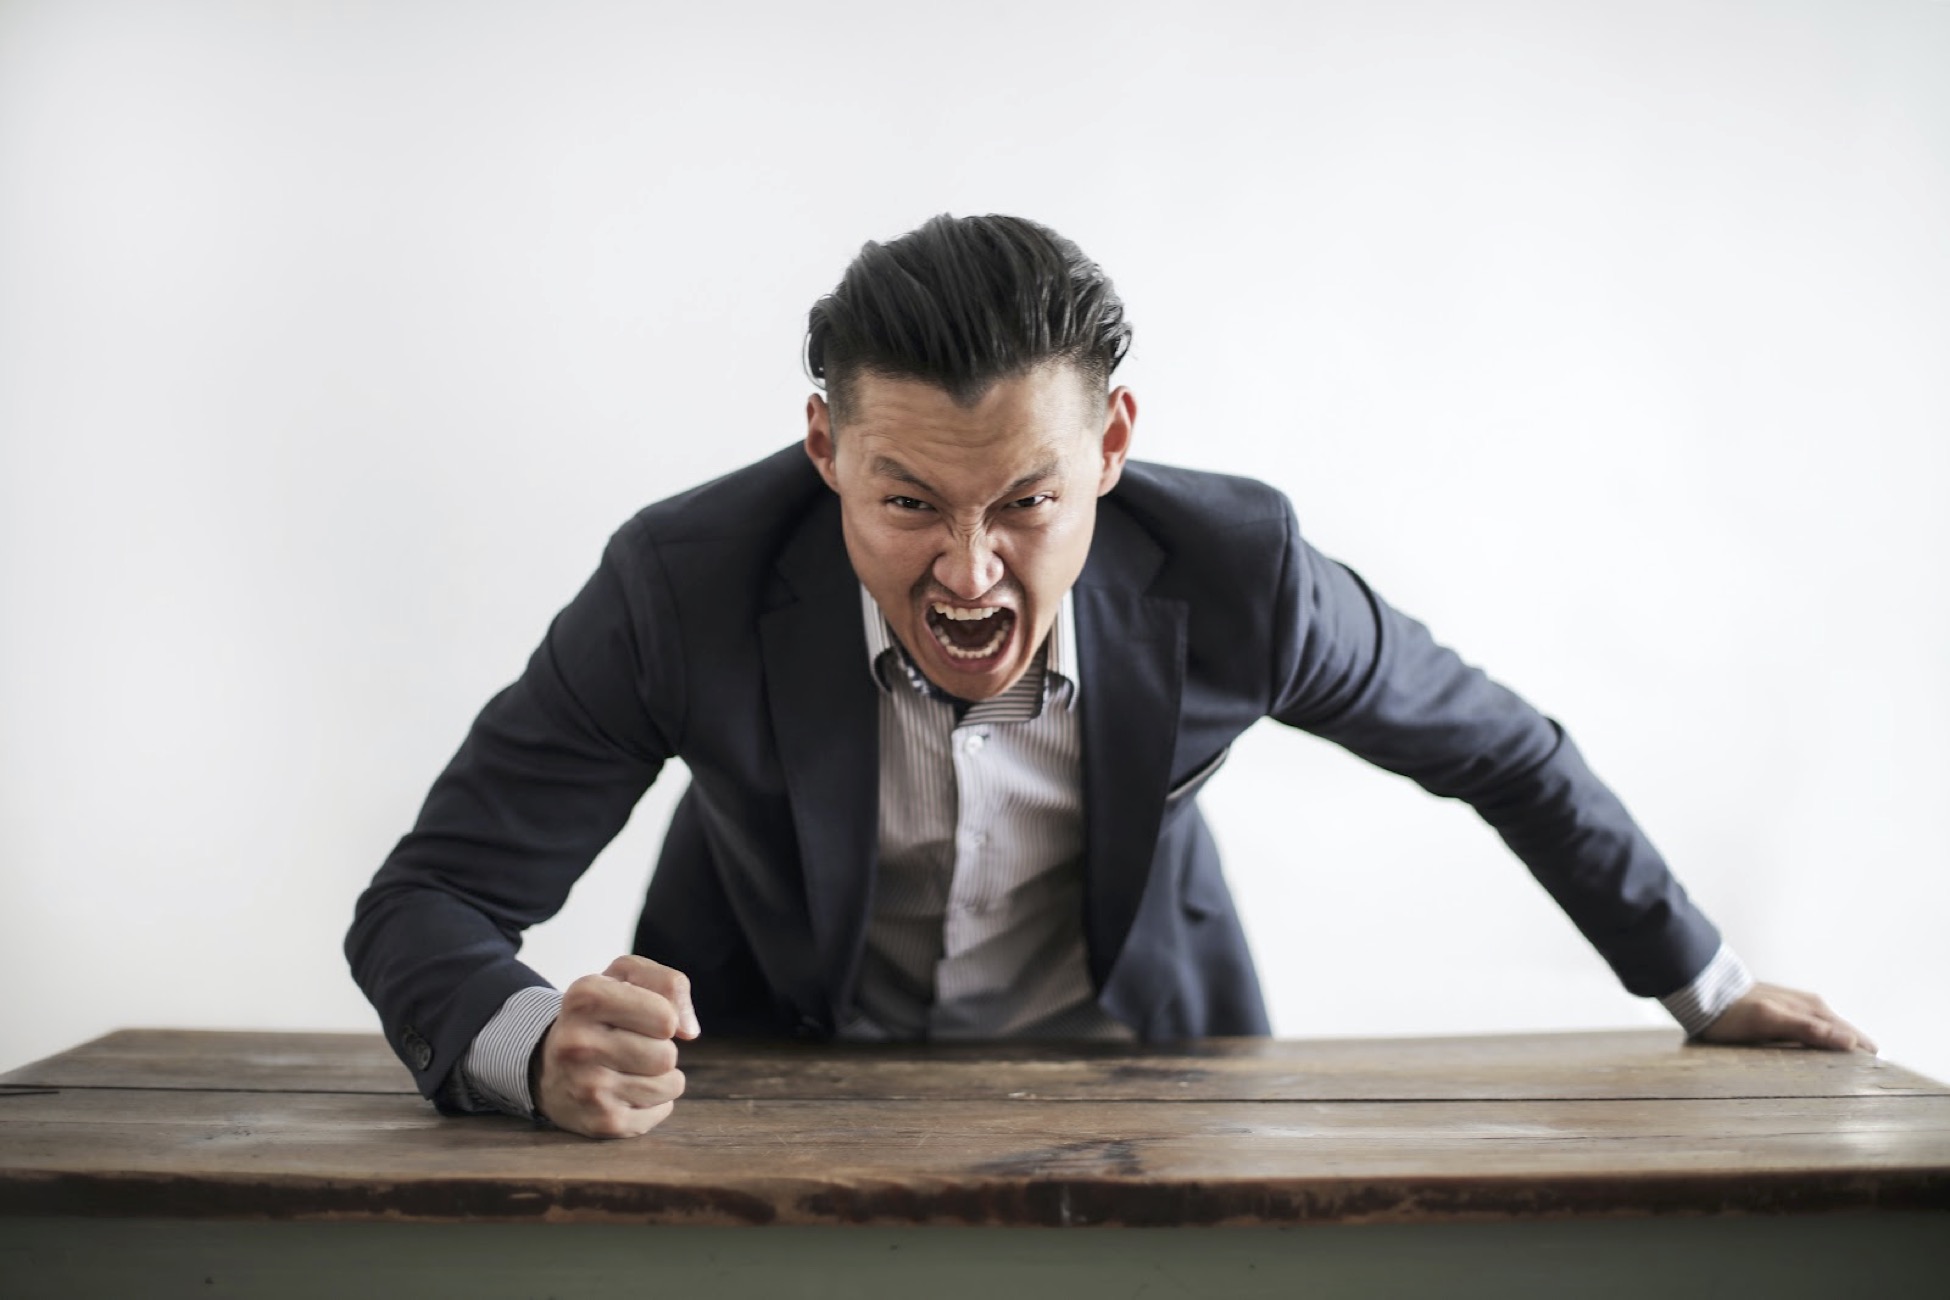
[3,0,1944,1081]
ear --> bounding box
[804,393,841,493]
[1095,386,1136,496]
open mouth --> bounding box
[924,601,1016,663]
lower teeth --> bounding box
[932,620,1007,660]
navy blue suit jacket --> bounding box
[347,446,1721,1100]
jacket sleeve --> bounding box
[345,528,684,1101]
[1266,499,1722,998]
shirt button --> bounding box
[963,733,986,753]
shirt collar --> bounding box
[860,584,1079,709]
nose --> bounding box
[933,529,1004,601]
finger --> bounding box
[552,1018,682,1078]
[1776,1012,1857,1053]
[610,1065,687,1110]
[1827,1017,1878,1055]
[605,955,702,1039]
[560,974,682,1040]
[597,1028,681,1079]
[1773,1002,1879,1054]
[621,1099,677,1135]
[1768,987,1875,1054]
[555,1061,687,1111]
[564,1098,675,1141]
[1804,997,1875,1054]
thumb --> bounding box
[604,955,702,1039]
[674,985,701,1040]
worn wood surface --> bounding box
[2,1029,1946,1226]
[6,1027,1942,1101]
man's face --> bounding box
[805,363,1135,701]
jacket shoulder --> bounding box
[1103,460,1296,582]
[612,443,827,553]
[1109,460,1293,535]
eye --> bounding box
[1007,493,1054,509]
[887,495,933,512]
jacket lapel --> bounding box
[758,493,879,1027]
[1074,503,1186,992]
[754,490,1187,1026]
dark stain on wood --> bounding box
[7,1167,1947,1228]
[970,1138,1147,1178]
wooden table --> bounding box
[2,1029,1946,1297]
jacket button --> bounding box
[400,1026,433,1072]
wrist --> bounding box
[1661,945,1756,1038]
[527,1035,549,1124]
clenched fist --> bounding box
[535,955,700,1139]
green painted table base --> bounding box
[5,1214,1948,1299]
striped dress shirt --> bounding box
[840,586,1132,1042]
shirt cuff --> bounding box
[1659,944,1756,1038]
[450,984,563,1118]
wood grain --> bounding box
[4,1028,1941,1101]
[3,1087,1947,1224]
[3,1030,1946,1227]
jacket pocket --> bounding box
[1163,744,1231,808]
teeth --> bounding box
[939,623,1014,662]
[930,620,1009,660]
[931,602,1003,621]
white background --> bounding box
[3,0,1944,1082]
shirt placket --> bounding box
[934,717,999,1009]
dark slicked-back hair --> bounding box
[805,213,1132,423]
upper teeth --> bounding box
[932,603,1001,621]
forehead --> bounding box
[839,365,1099,484]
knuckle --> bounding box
[552,1017,599,1049]
[637,1069,684,1104]
[625,995,675,1039]
[587,1113,632,1140]
[561,980,608,1017]
[588,1098,665,1140]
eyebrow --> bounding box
[869,455,1061,501]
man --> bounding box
[347,214,1872,1140]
